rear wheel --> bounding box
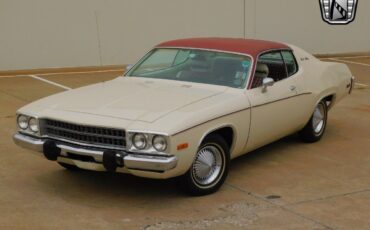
[181,134,230,196]
[58,162,80,171]
[299,100,328,143]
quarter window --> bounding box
[281,51,298,76]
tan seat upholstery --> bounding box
[252,63,269,88]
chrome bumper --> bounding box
[13,133,177,172]
[349,76,355,94]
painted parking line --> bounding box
[36,69,123,76]
[340,55,370,59]
[355,83,369,89]
[0,75,27,79]
[327,58,370,67]
[320,55,370,60]
[28,75,71,90]
[0,69,123,78]
[326,58,370,88]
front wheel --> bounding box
[299,100,328,143]
[181,134,230,196]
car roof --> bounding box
[156,38,290,58]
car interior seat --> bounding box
[252,63,269,88]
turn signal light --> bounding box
[177,143,189,151]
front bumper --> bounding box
[13,133,178,173]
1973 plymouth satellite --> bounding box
[13,38,354,195]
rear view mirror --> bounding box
[262,77,274,92]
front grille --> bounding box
[43,119,126,149]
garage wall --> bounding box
[251,0,370,54]
[0,0,369,71]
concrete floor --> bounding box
[0,56,369,229]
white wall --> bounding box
[0,0,369,71]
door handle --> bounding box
[289,85,296,91]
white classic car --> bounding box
[14,38,354,195]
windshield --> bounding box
[126,48,252,88]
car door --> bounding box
[244,50,303,152]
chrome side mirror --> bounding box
[262,77,274,92]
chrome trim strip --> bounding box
[171,92,312,136]
[171,107,251,136]
[252,92,313,108]
[43,135,126,151]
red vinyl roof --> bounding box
[156,38,290,58]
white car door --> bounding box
[244,50,305,152]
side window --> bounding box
[251,51,288,89]
[281,51,298,76]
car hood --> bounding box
[23,77,227,123]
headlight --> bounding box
[152,135,167,152]
[132,133,147,150]
[28,117,39,133]
[17,115,29,130]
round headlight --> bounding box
[17,115,29,130]
[29,117,39,133]
[132,133,147,150]
[152,135,167,152]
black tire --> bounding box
[180,134,230,196]
[58,162,81,171]
[299,100,328,143]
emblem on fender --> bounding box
[319,0,359,25]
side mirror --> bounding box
[262,77,274,92]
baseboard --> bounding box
[0,65,126,76]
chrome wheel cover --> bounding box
[192,145,223,186]
[313,103,325,134]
